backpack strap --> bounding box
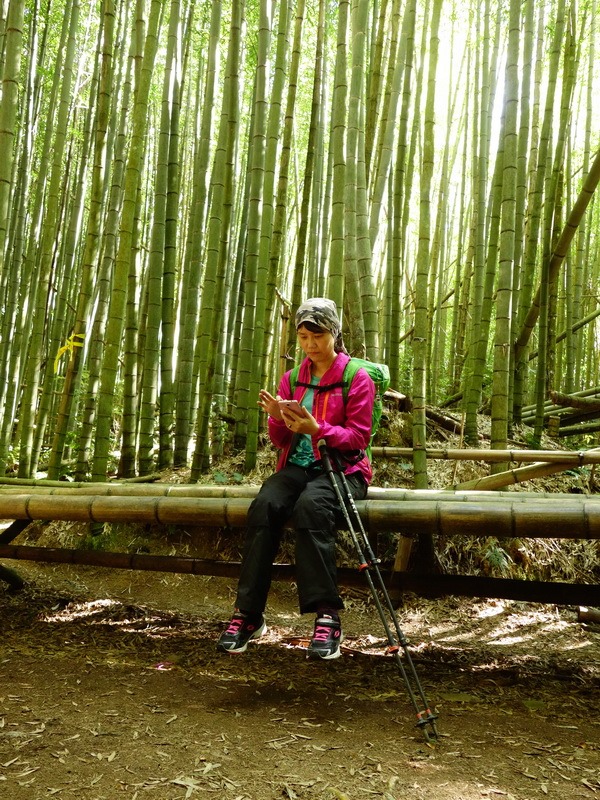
[289,364,301,392]
[340,358,361,400]
[290,360,360,396]
[309,381,346,393]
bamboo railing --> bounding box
[0,492,598,538]
[0,482,596,501]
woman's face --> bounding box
[297,324,336,369]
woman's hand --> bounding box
[259,389,319,435]
[280,404,319,436]
[258,389,283,420]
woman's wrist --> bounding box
[313,421,325,438]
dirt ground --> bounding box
[1,558,599,800]
[1,420,599,800]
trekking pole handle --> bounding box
[317,439,330,465]
[318,439,339,482]
[318,440,342,480]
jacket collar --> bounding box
[298,352,350,384]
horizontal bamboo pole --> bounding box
[398,574,598,605]
[0,482,259,497]
[5,444,600,492]
[0,493,599,538]
[0,484,598,503]
[0,545,597,606]
[0,476,166,488]
[557,421,600,436]
[371,446,600,464]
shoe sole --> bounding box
[216,622,267,654]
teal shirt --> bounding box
[288,374,319,468]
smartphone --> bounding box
[278,399,303,414]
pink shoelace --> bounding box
[313,624,338,642]
[225,617,245,634]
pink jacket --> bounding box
[268,352,376,484]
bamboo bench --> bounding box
[1,484,599,606]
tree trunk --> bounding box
[92,0,163,481]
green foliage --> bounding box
[79,523,115,550]
[213,469,244,484]
[482,539,514,577]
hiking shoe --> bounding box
[307,615,344,660]
[216,613,267,654]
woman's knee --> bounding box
[248,484,286,527]
[292,491,335,531]
[248,492,271,524]
[248,469,302,527]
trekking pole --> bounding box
[318,440,439,742]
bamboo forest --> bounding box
[0,0,599,485]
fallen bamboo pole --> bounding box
[451,461,583,490]
[0,494,599,538]
[521,385,600,417]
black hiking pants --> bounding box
[235,462,367,615]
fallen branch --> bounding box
[425,408,465,435]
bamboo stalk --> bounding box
[549,391,600,411]
[0,494,599,538]
[0,441,597,496]
[557,421,600,436]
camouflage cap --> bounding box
[295,297,341,339]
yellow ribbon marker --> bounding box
[54,333,85,374]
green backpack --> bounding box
[289,357,391,460]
